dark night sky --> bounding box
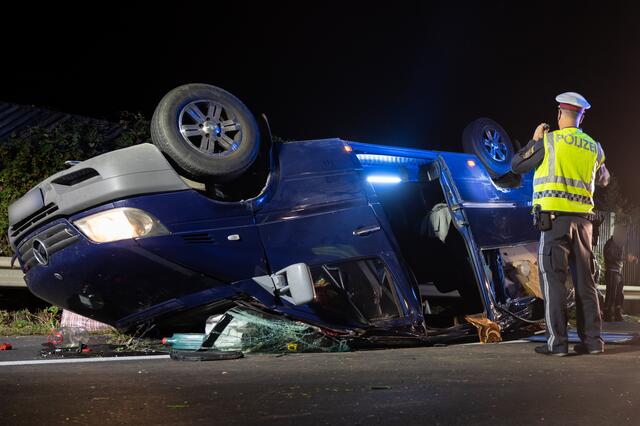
[2,2,639,203]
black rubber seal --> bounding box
[169,349,243,362]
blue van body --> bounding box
[9,138,541,343]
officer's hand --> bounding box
[628,254,639,264]
[533,123,549,141]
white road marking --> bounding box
[0,355,170,367]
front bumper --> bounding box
[19,219,235,329]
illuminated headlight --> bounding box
[74,208,169,243]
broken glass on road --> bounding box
[205,307,349,354]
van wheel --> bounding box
[462,118,514,178]
[151,83,260,181]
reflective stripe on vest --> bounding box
[532,128,603,214]
[533,175,591,191]
[533,190,593,205]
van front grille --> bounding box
[18,222,80,270]
[10,203,59,240]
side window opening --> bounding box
[372,178,485,328]
[311,258,404,325]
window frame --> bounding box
[310,256,407,325]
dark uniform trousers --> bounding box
[538,216,603,352]
[604,270,624,310]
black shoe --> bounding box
[603,308,615,322]
[573,343,604,355]
[534,345,568,357]
[614,307,624,322]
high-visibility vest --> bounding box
[532,127,605,213]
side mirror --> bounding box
[253,263,316,305]
[274,263,316,305]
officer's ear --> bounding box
[579,113,585,125]
[557,109,562,122]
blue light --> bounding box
[356,154,428,167]
[366,175,402,184]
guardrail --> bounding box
[0,256,26,288]
[598,285,640,301]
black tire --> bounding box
[151,84,260,181]
[462,118,514,178]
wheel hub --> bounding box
[178,100,242,156]
[202,121,222,137]
[482,128,508,163]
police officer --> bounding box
[512,92,610,356]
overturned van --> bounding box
[8,84,546,345]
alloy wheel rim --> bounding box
[178,100,242,156]
[482,127,508,162]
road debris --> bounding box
[206,307,350,354]
[168,349,243,362]
[166,306,349,361]
[162,334,206,351]
[465,314,502,343]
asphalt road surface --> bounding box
[1,336,640,426]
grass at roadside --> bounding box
[0,306,60,336]
[104,330,161,352]
[0,307,160,352]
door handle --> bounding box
[353,225,381,237]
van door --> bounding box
[251,139,424,332]
[430,153,539,322]
[437,153,539,249]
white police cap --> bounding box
[555,92,591,110]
